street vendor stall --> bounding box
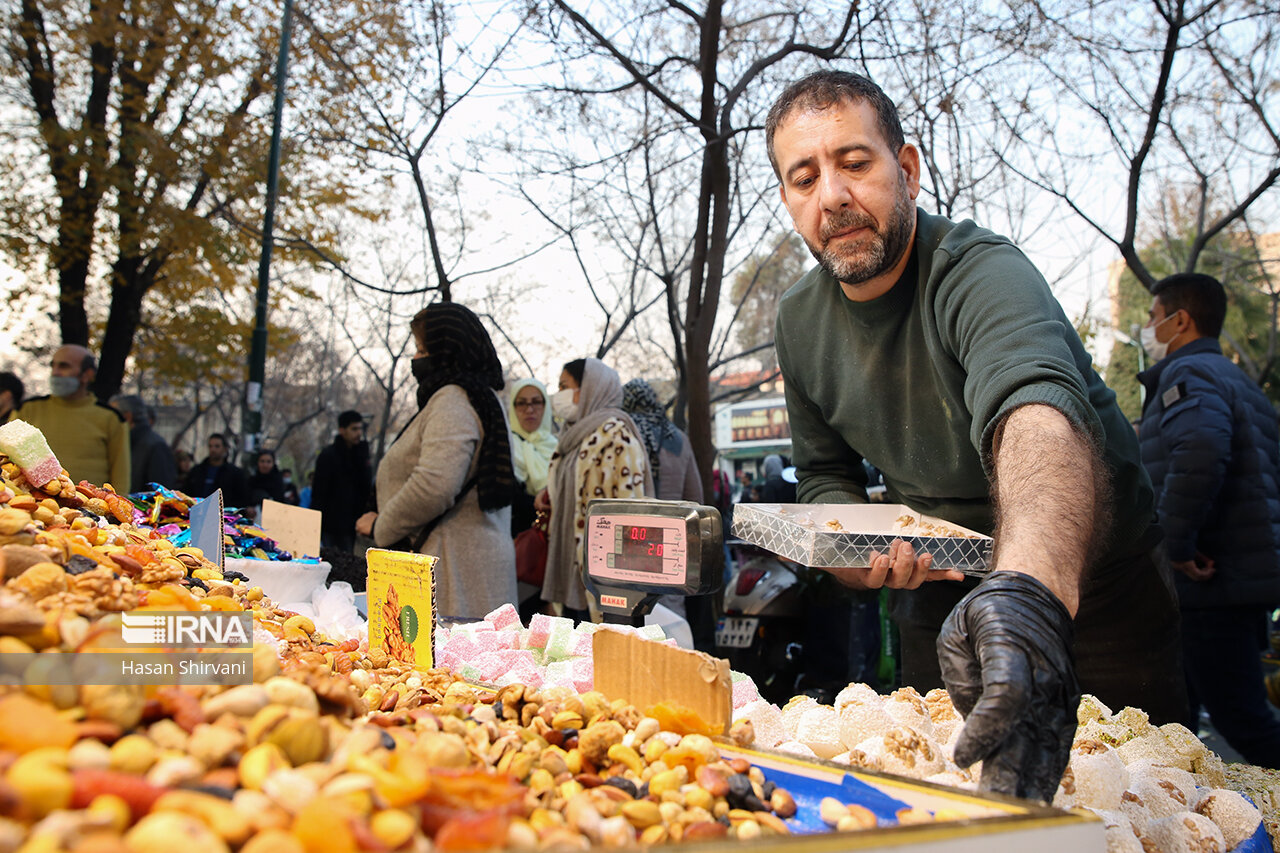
[0,419,1275,852]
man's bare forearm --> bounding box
[989,404,1110,616]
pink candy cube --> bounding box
[732,678,761,709]
[484,603,522,632]
[570,656,594,692]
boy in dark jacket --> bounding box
[1138,272,1280,768]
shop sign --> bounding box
[729,403,790,443]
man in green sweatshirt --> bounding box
[769,70,1183,801]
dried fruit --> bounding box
[0,693,76,753]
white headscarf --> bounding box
[507,378,558,495]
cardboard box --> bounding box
[366,548,437,670]
[259,500,322,560]
[732,503,992,575]
[592,629,732,735]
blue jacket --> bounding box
[1138,337,1280,608]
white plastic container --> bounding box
[224,557,331,604]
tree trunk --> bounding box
[94,257,154,400]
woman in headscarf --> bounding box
[507,378,557,535]
[536,358,652,619]
[355,303,518,620]
[622,378,703,504]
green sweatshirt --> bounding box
[775,210,1152,560]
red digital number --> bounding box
[648,544,664,557]
[630,527,647,541]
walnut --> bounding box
[1076,738,1109,755]
[1059,765,1076,796]
[138,563,185,585]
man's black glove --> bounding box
[937,571,1080,803]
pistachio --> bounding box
[262,677,319,714]
[123,812,228,853]
[649,768,684,797]
[202,685,269,720]
[238,742,291,790]
[756,811,791,835]
[187,723,245,769]
[245,705,293,746]
[549,708,583,730]
[261,767,319,814]
[640,824,670,845]
[540,745,571,777]
[153,790,253,844]
[265,716,328,766]
[619,799,662,829]
[108,734,159,775]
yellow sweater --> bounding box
[15,395,131,490]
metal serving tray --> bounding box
[732,503,993,576]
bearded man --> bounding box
[769,70,1184,801]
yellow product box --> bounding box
[366,548,437,670]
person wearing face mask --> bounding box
[1137,272,1280,768]
[355,303,518,621]
[279,469,300,505]
[16,344,129,489]
[534,358,653,621]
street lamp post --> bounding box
[242,0,294,460]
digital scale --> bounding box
[583,499,723,625]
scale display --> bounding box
[587,514,688,585]
[582,500,723,625]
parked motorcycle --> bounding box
[716,540,891,705]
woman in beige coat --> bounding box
[356,303,518,621]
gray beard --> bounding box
[808,185,915,287]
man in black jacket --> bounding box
[183,433,251,508]
[311,411,371,553]
[1138,272,1280,768]
[110,394,178,493]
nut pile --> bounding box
[1,440,949,852]
[734,683,1271,852]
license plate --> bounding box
[716,616,759,649]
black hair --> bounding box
[0,372,24,405]
[257,449,275,462]
[563,359,586,386]
[1151,273,1227,339]
[338,410,363,428]
[80,352,96,373]
[209,433,227,446]
[765,70,905,179]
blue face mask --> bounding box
[49,375,80,398]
